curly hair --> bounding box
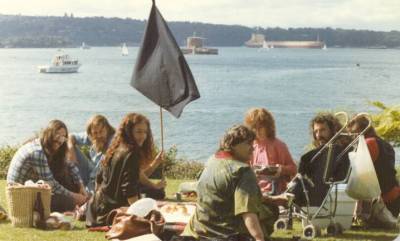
[102,113,154,167]
[310,113,342,147]
[244,108,276,139]
[219,125,255,152]
[347,115,376,138]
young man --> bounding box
[68,115,115,192]
[348,115,400,224]
[288,113,350,206]
[183,125,278,241]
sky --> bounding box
[0,0,400,31]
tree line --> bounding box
[0,14,400,48]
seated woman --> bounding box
[68,115,115,193]
[86,113,165,227]
[183,125,278,241]
[244,108,297,195]
[7,120,88,212]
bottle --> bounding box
[33,192,46,229]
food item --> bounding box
[160,204,189,216]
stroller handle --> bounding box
[322,113,372,184]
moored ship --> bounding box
[181,34,218,55]
[245,33,325,49]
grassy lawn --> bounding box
[0,180,399,241]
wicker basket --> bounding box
[6,184,51,227]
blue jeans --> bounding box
[74,146,96,192]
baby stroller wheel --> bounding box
[274,218,288,230]
[303,224,321,240]
[327,222,343,236]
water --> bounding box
[1,47,399,162]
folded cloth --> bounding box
[88,226,111,232]
[164,222,187,234]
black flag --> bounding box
[131,2,200,118]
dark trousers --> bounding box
[386,195,400,218]
[51,193,75,212]
[139,183,166,200]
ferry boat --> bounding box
[181,34,218,55]
[38,53,81,73]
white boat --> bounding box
[262,41,270,50]
[38,53,81,73]
[81,42,90,49]
[121,43,129,56]
[322,44,327,50]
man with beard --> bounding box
[68,115,115,192]
[288,113,350,206]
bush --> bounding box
[0,145,18,179]
[151,145,204,180]
[369,101,400,147]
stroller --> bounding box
[274,112,372,240]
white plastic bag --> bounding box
[126,198,158,217]
[345,135,381,200]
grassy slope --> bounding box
[0,180,398,241]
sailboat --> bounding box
[121,43,129,56]
[322,44,327,50]
[262,41,270,50]
[81,42,90,49]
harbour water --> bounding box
[1,47,399,162]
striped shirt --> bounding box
[7,139,82,197]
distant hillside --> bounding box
[0,14,400,48]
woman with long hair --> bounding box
[7,120,88,212]
[244,108,297,195]
[68,114,115,192]
[86,113,165,227]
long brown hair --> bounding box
[86,115,115,153]
[39,120,69,179]
[102,113,154,167]
[244,107,276,139]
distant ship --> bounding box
[38,53,81,73]
[246,33,325,49]
[121,43,129,56]
[245,33,265,48]
[181,34,218,55]
[81,42,90,49]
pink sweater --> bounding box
[251,138,297,194]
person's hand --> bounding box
[67,135,76,149]
[154,179,167,190]
[153,151,165,166]
[72,193,88,206]
[271,164,282,178]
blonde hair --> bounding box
[244,108,276,139]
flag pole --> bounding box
[160,106,165,179]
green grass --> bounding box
[0,180,399,241]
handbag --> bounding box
[345,135,381,200]
[105,209,165,240]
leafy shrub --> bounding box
[0,146,18,179]
[369,101,400,147]
[150,145,204,180]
